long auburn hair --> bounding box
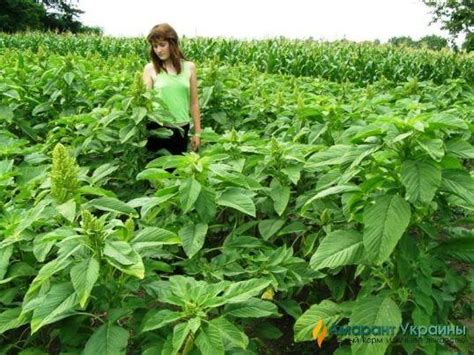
[146,23,187,75]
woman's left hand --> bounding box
[191,136,201,152]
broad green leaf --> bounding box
[83,322,129,355]
[87,197,138,217]
[104,241,136,265]
[223,298,278,318]
[70,257,100,308]
[303,185,360,210]
[179,177,202,213]
[0,246,13,280]
[132,227,180,252]
[24,253,75,301]
[195,186,217,222]
[400,160,441,204]
[0,262,36,285]
[429,237,474,263]
[223,279,271,304]
[141,309,184,332]
[172,321,193,354]
[363,194,411,265]
[104,241,144,279]
[0,307,28,335]
[294,300,341,342]
[310,230,364,271]
[78,186,117,198]
[349,296,402,355]
[305,145,353,170]
[441,169,474,207]
[33,227,72,262]
[282,165,302,185]
[426,113,468,131]
[179,223,208,258]
[416,138,444,161]
[56,199,76,222]
[119,123,137,144]
[91,163,119,185]
[258,219,285,240]
[195,323,224,355]
[446,138,474,159]
[209,317,249,349]
[136,168,174,181]
[217,188,256,217]
[31,283,78,334]
[268,179,290,216]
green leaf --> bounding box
[282,165,302,185]
[268,179,290,215]
[104,241,136,265]
[56,199,76,223]
[429,237,474,263]
[31,283,78,334]
[179,177,202,213]
[441,169,474,207]
[349,296,402,355]
[0,307,29,335]
[223,298,278,318]
[446,138,474,159]
[400,160,441,204]
[209,317,249,349]
[131,227,180,252]
[426,113,468,131]
[172,321,193,354]
[258,219,285,240]
[87,197,137,217]
[222,278,271,303]
[83,322,129,355]
[104,241,144,279]
[303,185,360,210]
[70,257,100,308]
[179,223,208,258]
[91,163,119,185]
[136,168,174,181]
[417,138,444,161]
[294,300,341,342]
[195,186,217,222]
[310,230,364,271]
[0,262,36,285]
[217,187,256,217]
[0,246,13,280]
[141,309,184,332]
[363,194,411,265]
[195,323,224,355]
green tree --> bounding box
[422,0,473,51]
[418,34,449,50]
[0,0,101,34]
[0,0,46,32]
[38,0,84,33]
[388,36,418,48]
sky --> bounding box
[78,0,463,45]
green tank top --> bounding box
[153,59,191,126]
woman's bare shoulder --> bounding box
[185,60,196,71]
[144,62,154,71]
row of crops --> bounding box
[1,33,473,85]
[0,33,473,354]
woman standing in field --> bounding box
[142,23,202,155]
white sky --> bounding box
[78,0,463,44]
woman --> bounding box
[142,23,202,156]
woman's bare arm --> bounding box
[188,61,202,135]
[142,63,153,90]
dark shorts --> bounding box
[145,121,190,156]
